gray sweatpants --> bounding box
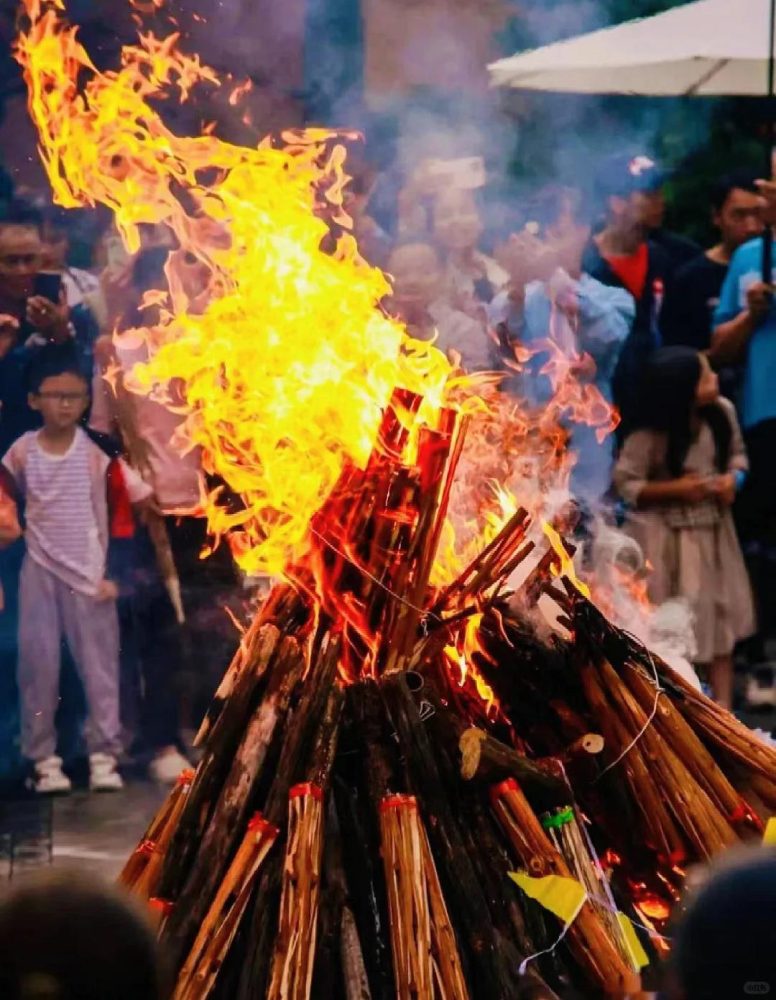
[18,556,121,762]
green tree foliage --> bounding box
[496,0,768,244]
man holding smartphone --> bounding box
[0,202,75,454]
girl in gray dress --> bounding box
[615,346,755,709]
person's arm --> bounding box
[0,483,20,547]
[708,399,748,507]
[574,278,634,380]
[636,477,713,506]
[710,254,770,365]
[614,430,712,508]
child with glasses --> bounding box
[1,345,151,793]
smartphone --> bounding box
[423,156,487,192]
[33,271,63,304]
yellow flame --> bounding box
[16,2,455,576]
[542,521,591,599]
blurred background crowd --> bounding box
[1,0,776,797]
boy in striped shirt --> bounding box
[2,346,151,794]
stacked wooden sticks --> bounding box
[122,389,776,1000]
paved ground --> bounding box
[0,780,166,882]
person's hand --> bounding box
[745,281,772,322]
[755,178,776,208]
[711,472,737,507]
[570,353,597,381]
[0,491,20,547]
[675,473,714,504]
[95,579,119,602]
[26,291,70,341]
[0,314,19,360]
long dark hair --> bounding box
[638,346,731,477]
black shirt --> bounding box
[581,237,672,434]
[662,253,727,352]
[650,228,703,277]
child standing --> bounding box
[2,346,151,793]
[615,346,755,709]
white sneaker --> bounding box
[89,753,124,792]
[149,747,192,785]
[32,755,72,795]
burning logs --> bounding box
[119,387,776,1000]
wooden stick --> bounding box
[267,785,326,1000]
[490,778,639,996]
[381,673,530,998]
[458,726,568,795]
[379,795,433,1000]
[578,657,686,862]
[174,813,279,1000]
[165,634,303,968]
[621,661,743,821]
[341,905,372,1000]
[118,772,192,890]
[158,625,281,904]
[419,825,469,1000]
[130,770,195,901]
[237,638,342,1000]
[596,658,737,859]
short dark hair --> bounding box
[27,343,88,395]
[0,869,166,1000]
[672,851,776,1000]
[0,199,44,236]
[710,169,759,212]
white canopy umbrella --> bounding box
[489,0,775,96]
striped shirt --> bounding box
[16,429,104,595]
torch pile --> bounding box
[121,391,776,1000]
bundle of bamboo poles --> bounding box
[120,387,776,1000]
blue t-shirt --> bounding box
[714,238,776,429]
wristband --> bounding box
[734,469,747,493]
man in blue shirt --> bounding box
[713,220,776,651]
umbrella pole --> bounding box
[763,0,776,281]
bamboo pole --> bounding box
[379,795,433,1000]
[490,778,639,997]
[267,785,326,1000]
[175,813,279,1000]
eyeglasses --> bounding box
[35,391,88,404]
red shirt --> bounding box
[604,242,649,300]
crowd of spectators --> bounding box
[0,147,773,794]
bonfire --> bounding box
[15,3,776,999]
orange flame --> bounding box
[16,1,624,666]
[15,1,456,579]
[443,612,503,719]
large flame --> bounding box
[15,0,455,577]
[15,0,622,625]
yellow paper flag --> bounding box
[763,817,776,846]
[508,871,587,925]
[616,912,650,970]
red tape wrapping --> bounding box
[289,782,323,802]
[247,812,280,838]
[379,794,418,814]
